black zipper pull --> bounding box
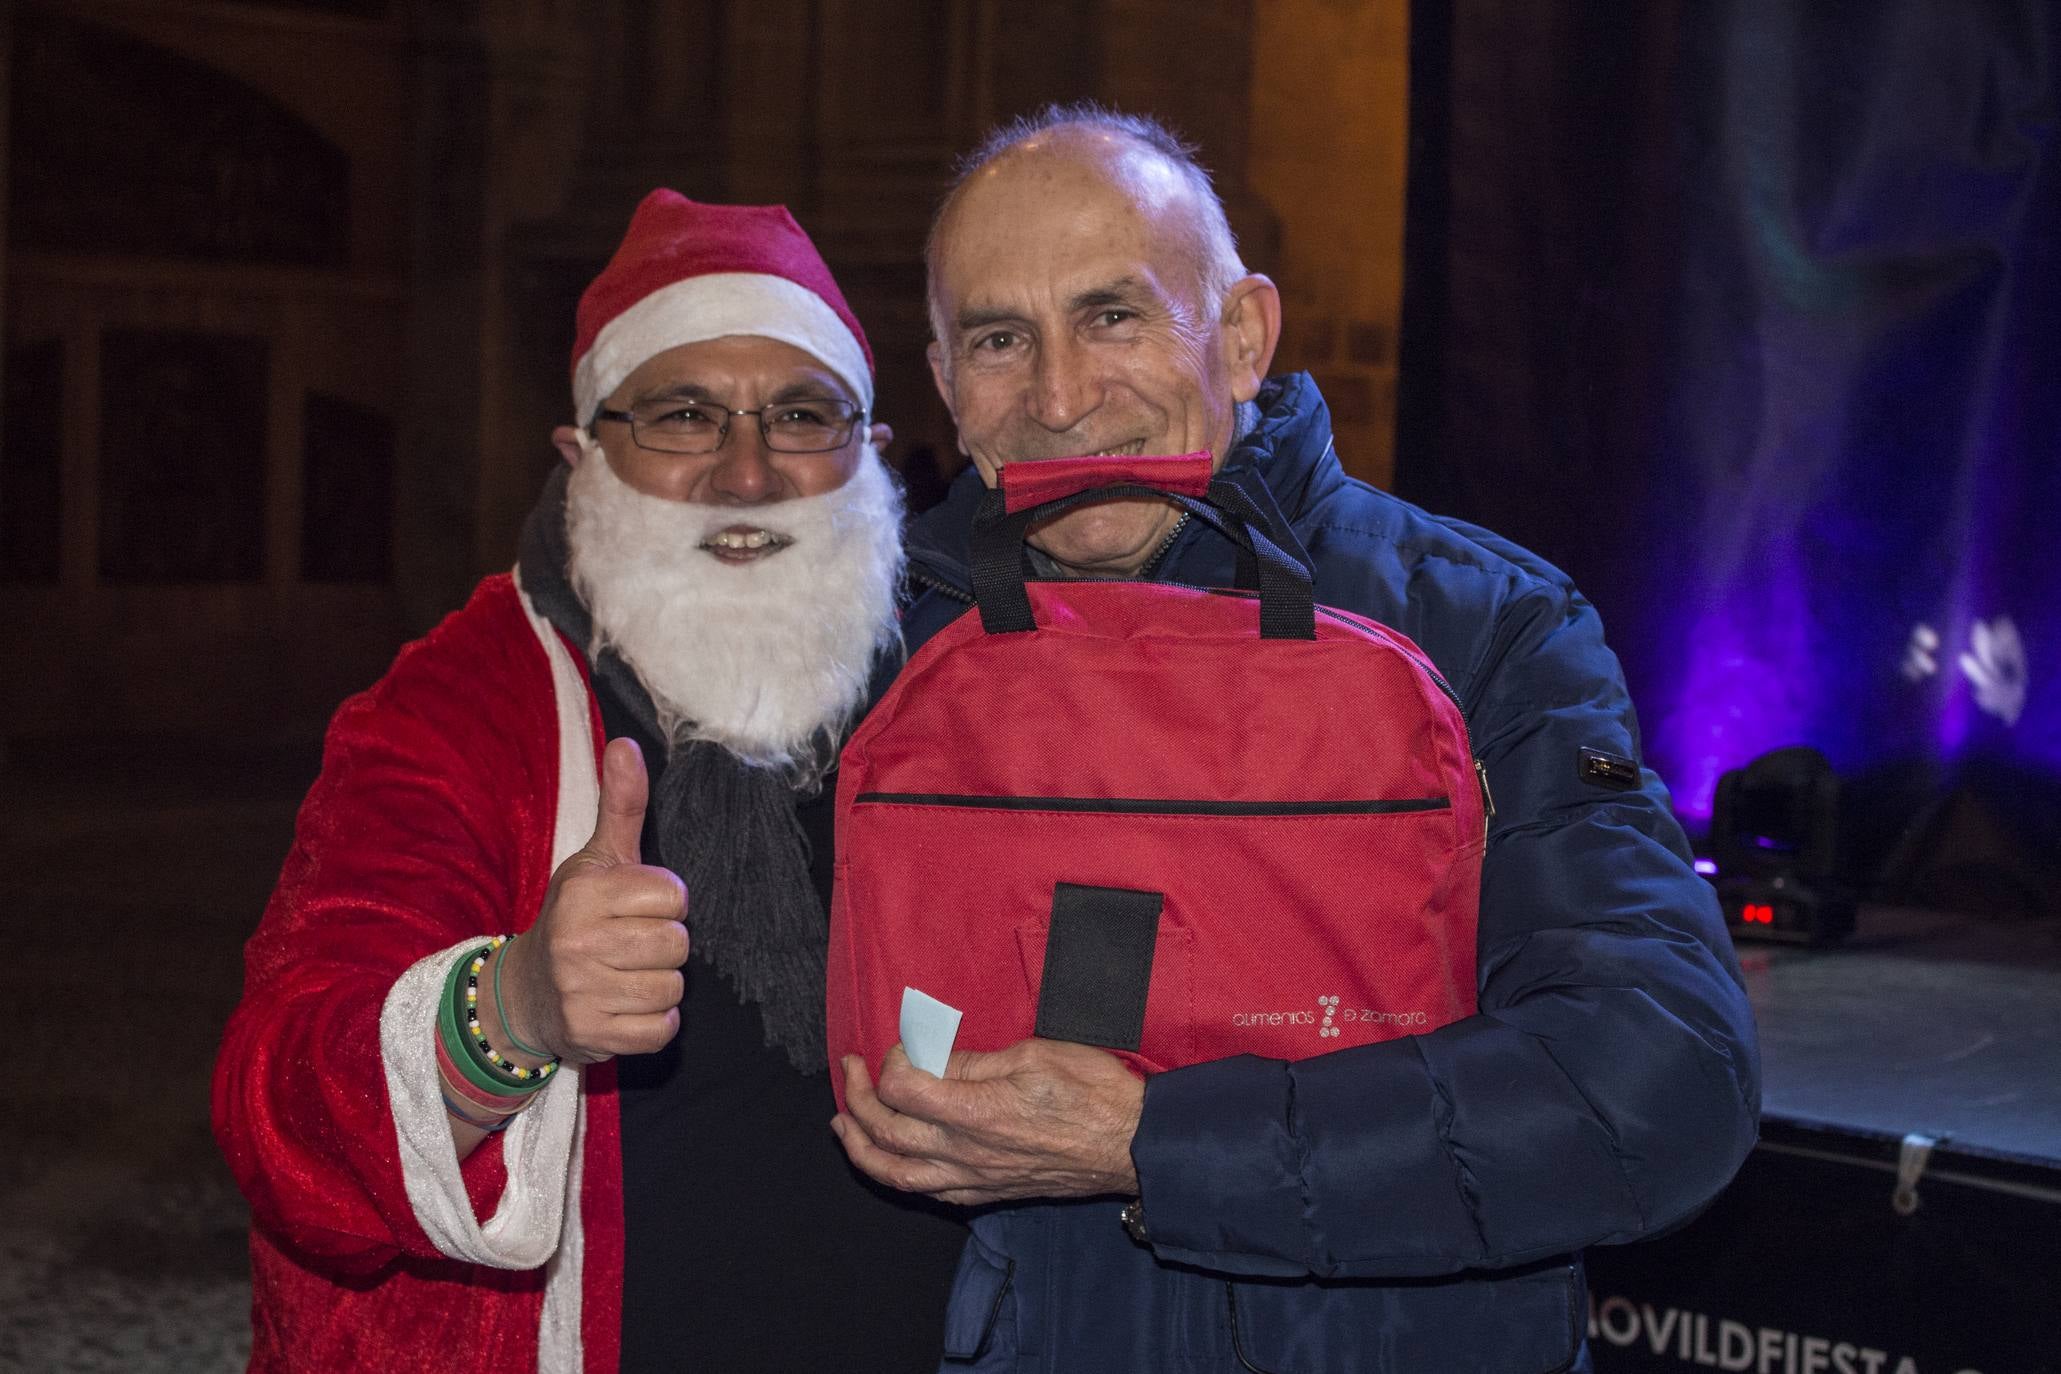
[1475,759,1496,837]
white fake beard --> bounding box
[564,435,906,778]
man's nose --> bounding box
[707,423,781,503]
[1027,336,1103,433]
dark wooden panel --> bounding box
[97,329,268,584]
[985,0,1099,123]
[819,0,955,149]
[8,11,351,266]
[2,340,65,583]
[242,0,391,15]
[301,392,394,583]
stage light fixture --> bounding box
[1702,746,1856,945]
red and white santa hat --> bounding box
[571,190,873,424]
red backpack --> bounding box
[827,454,1487,1105]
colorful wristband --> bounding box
[492,934,555,1061]
[437,946,546,1097]
[462,940,557,1087]
[440,1090,515,1133]
[436,1035,529,1114]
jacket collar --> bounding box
[905,371,1340,597]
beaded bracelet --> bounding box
[492,933,556,1061]
[438,944,554,1097]
[436,945,511,1095]
[443,942,554,1094]
[462,938,559,1086]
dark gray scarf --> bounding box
[518,466,830,1073]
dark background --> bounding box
[1399,0,2060,913]
[0,0,1411,755]
[0,1,2056,1367]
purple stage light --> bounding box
[1656,583,1819,822]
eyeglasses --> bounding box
[592,397,866,455]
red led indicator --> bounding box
[1741,903,1775,925]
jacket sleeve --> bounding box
[1129,580,1762,1279]
[211,601,578,1274]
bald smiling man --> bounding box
[833,105,1761,1374]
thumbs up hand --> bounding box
[490,738,691,1065]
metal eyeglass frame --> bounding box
[590,399,868,455]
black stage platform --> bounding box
[1587,907,2061,1374]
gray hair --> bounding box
[925,102,1247,346]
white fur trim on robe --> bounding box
[380,943,581,1269]
[537,1074,591,1370]
[371,571,600,1373]
[520,570,601,1371]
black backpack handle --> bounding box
[967,464,1316,639]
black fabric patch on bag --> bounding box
[1034,883,1164,1052]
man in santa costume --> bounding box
[214,191,966,1372]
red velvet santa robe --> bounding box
[214,573,624,1372]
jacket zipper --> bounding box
[906,563,973,603]
[1139,511,1193,576]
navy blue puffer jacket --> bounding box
[893,373,1761,1373]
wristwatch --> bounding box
[1120,1196,1148,1245]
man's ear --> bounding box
[1218,274,1283,405]
[925,340,968,456]
[867,420,895,452]
[552,425,587,467]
